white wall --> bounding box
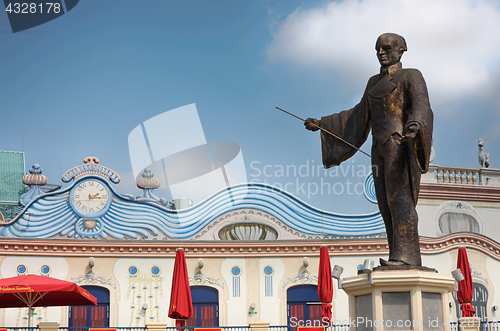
[113,257,174,326]
[221,258,247,325]
[259,257,285,325]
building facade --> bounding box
[1,156,500,327]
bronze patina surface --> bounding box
[305,33,434,268]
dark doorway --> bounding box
[287,285,322,328]
[186,286,219,327]
[69,286,110,330]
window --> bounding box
[186,286,218,327]
[439,212,479,234]
[287,285,322,329]
[436,201,481,235]
[69,286,109,331]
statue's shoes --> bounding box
[379,258,408,266]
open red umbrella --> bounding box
[168,248,193,327]
[0,274,97,327]
[457,247,475,317]
[318,245,333,324]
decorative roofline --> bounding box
[61,156,121,183]
[0,232,498,260]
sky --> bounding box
[1,0,500,214]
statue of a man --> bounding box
[305,33,433,267]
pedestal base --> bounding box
[342,270,455,331]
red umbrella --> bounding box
[318,245,333,324]
[0,274,97,327]
[457,247,475,317]
[168,248,193,327]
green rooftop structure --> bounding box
[0,150,26,221]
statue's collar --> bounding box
[380,62,402,76]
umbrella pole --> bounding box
[28,305,32,329]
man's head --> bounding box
[375,33,407,68]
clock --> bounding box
[70,179,111,218]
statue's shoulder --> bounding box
[402,68,425,79]
[366,73,380,88]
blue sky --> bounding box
[1,0,500,214]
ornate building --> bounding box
[1,155,500,327]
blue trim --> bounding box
[287,284,319,302]
[2,180,383,239]
[191,286,218,303]
[83,285,110,303]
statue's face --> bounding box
[376,35,403,68]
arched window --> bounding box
[439,212,480,234]
[186,286,219,327]
[436,201,481,235]
[69,286,109,330]
[287,285,322,328]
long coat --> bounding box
[319,62,433,265]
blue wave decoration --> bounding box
[0,176,383,239]
[363,172,378,204]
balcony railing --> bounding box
[481,320,500,331]
[269,325,350,331]
[165,327,249,331]
[58,328,146,331]
[435,166,480,185]
[5,321,496,331]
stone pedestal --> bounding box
[249,321,270,331]
[479,168,500,186]
[459,317,480,331]
[146,322,168,331]
[38,322,60,331]
[342,270,455,331]
[421,164,439,183]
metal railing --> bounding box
[270,325,350,331]
[481,320,500,331]
[450,321,460,331]
[165,327,248,331]
[59,328,146,331]
[7,322,495,331]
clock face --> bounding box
[71,179,110,216]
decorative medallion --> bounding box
[189,270,224,288]
[40,265,51,276]
[71,270,116,288]
[16,264,27,275]
[231,266,242,277]
[263,265,275,276]
[282,269,318,287]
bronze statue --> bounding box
[305,33,433,267]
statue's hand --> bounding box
[401,124,420,142]
[304,118,320,131]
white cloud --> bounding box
[266,0,500,109]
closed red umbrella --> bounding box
[0,274,97,327]
[457,247,475,317]
[318,245,333,324]
[168,248,193,326]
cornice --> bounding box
[0,232,499,260]
[419,182,500,202]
